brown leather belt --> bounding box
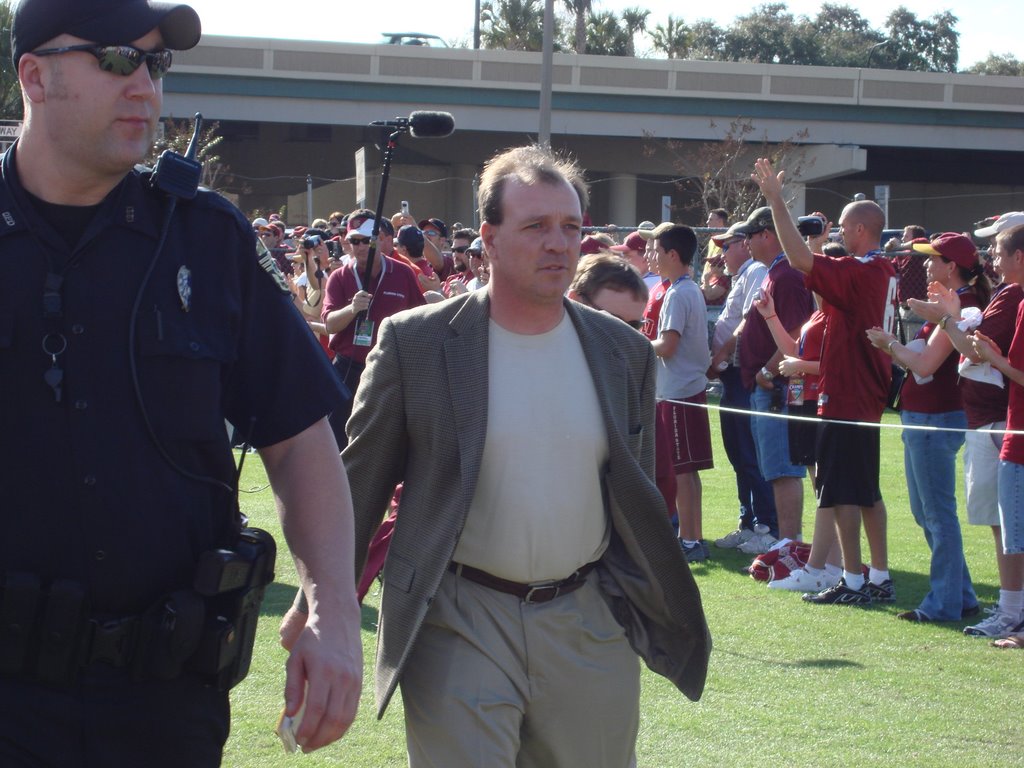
[448,561,596,603]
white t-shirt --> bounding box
[453,313,610,583]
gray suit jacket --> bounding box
[343,290,711,717]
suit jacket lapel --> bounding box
[444,292,491,508]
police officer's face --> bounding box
[29,29,164,178]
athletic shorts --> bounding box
[787,401,819,467]
[657,394,714,475]
[815,419,882,509]
[964,424,1003,526]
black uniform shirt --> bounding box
[0,146,343,614]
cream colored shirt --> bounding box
[453,313,610,583]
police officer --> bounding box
[0,0,361,764]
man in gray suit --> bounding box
[283,145,710,766]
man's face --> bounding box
[258,228,275,248]
[483,178,582,306]
[29,29,165,178]
[993,237,1023,282]
[721,237,750,274]
[422,225,445,250]
[745,229,773,263]
[590,287,645,329]
[347,234,372,268]
[377,231,393,254]
[838,205,864,252]
[707,212,726,229]
[451,237,472,270]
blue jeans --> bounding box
[998,460,1024,554]
[750,384,805,481]
[902,409,977,620]
[719,366,777,536]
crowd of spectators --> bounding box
[253,175,1024,648]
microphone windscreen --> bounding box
[408,111,455,138]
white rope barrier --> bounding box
[666,396,1021,436]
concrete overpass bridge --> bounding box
[163,36,1024,229]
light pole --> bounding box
[539,0,554,146]
[473,0,481,50]
[866,39,892,68]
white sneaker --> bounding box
[714,528,754,548]
[964,611,1022,638]
[768,567,837,593]
[738,525,778,555]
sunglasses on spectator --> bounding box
[31,44,173,79]
[348,237,371,245]
[423,230,441,237]
[452,246,470,253]
[329,220,340,227]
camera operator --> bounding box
[0,0,362,763]
[290,229,333,355]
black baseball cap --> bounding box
[732,206,775,237]
[12,0,202,67]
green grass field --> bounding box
[222,409,1023,767]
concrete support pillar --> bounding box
[448,164,478,231]
[608,173,637,227]
[786,182,807,217]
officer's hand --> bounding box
[350,290,372,313]
[283,606,363,752]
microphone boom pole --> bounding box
[360,112,455,290]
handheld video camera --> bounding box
[797,215,827,237]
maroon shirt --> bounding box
[739,255,814,390]
[322,255,425,364]
[962,283,1022,428]
[806,252,897,422]
[901,291,980,414]
[1002,299,1024,464]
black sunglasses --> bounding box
[452,245,469,253]
[31,44,173,80]
[348,237,371,246]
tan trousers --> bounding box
[400,569,640,768]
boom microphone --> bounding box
[370,111,455,138]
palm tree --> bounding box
[0,0,23,119]
[481,0,547,51]
[562,0,592,54]
[651,15,691,60]
[620,7,650,57]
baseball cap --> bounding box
[12,0,202,66]
[418,218,448,239]
[711,222,747,246]
[912,232,979,270]
[611,232,646,253]
[731,207,775,237]
[974,212,1024,239]
[251,217,269,230]
[637,222,674,241]
[346,219,375,240]
[466,237,484,256]
[397,225,424,250]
